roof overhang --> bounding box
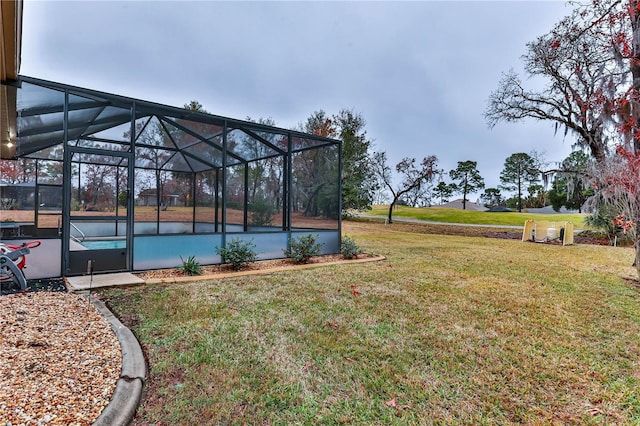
[1,0,23,158]
[0,0,22,81]
[1,83,17,158]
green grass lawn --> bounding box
[101,221,639,424]
[367,204,588,228]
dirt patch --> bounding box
[622,276,640,289]
[353,219,619,246]
[484,231,523,241]
[484,230,613,246]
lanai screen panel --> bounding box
[10,76,340,173]
[194,170,218,232]
[3,76,341,275]
[290,143,340,230]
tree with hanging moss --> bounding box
[547,151,593,213]
[498,0,640,275]
[587,146,640,273]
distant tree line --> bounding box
[367,148,595,224]
[0,101,598,226]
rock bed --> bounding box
[0,291,121,425]
[1,278,68,296]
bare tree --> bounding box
[485,2,628,163]
[371,152,438,224]
[404,176,437,207]
[486,0,640,277]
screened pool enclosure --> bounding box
[0,76,342,278]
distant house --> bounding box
[138,189,179,207]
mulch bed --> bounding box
[135,254,364,281]
[1,276,120,425]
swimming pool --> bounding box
[80,239,126,250]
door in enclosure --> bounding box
[66,148,131,275]
[35,184,62,236]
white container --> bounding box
[546,227,556,240]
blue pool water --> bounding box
[81,240,126,250]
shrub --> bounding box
[340,236,363,259]
[249,198,276,227]
[117,191,128,207]
[284,234,324,264]
[216,238,258,271]
[585,203,630,246]
[179,255,202,276]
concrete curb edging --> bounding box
[80,254,384,424]
[90,297,146,426]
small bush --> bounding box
[585,204,630,246]
[216,238,258,271]
[340,236,363,259]
[284,234,324,264]
[249,198,276,227]
[179,255,202,276]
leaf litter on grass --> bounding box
[101,221,640,424]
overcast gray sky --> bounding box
[20,0,576,201]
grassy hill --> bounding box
[365,205,588,228]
